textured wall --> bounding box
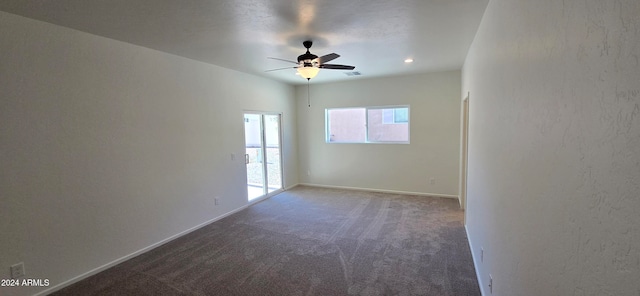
[463,0,640,295]
[296,71,461,197]
[0,12,297,296]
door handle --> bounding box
[245,154,250,164]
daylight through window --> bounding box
[326,106,409,143]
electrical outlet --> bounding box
[307,170,311,176]
[10,262,25,279]
[231,153,235,160]
[214,198,219,205]
[481,248,484,262]
[429,178,435,185]
[489,274,493,294]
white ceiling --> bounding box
[0,0,488,85]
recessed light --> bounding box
[404,58,414,63]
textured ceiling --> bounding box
[0,0,488,85]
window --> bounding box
[326,106,409,143]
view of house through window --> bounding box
[326,106,409,143]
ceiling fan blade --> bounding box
[267,57,299,64]
[264,66,298,72]
[318,53,340,64]
[319,64,355,70]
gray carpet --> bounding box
[51,186,480,295]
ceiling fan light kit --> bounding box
[297,66,320,79]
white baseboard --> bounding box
[466,225,485,296]
[35,204,251,296]
[298,183,459,199]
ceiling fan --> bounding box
[266,40,356,80]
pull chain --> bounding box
[307,78,311,107]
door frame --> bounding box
[243,111,285,203]
[460,93,470,214]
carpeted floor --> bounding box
[52,186,480,296]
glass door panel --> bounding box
[264,114,282,193]
[244,113,265,200]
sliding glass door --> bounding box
[244,113,282,200]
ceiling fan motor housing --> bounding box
[297,52,318,63]
[298,40,318,65]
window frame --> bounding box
[325,105,410,144]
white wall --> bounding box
[0,12,297,296]
[296,71,461,197]
[463,0,640,295]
